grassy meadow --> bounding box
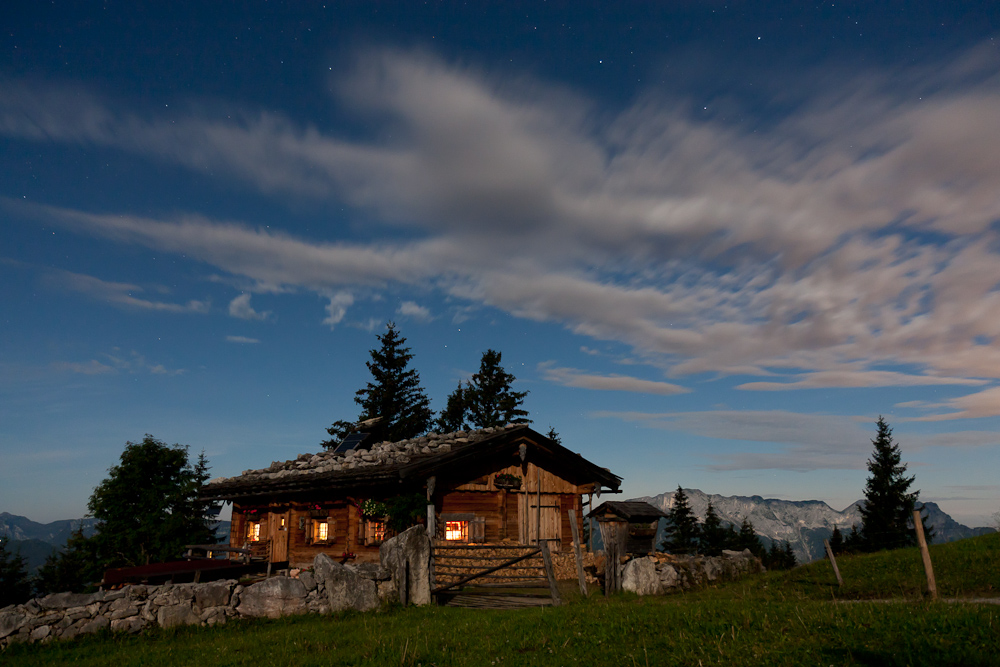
[5,532,998,667]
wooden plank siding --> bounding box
[228,458,595,565]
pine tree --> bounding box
[765,540,782,569]
[843,524,862,553]
[662,486,700,554]
[0,537,32,606]
[435,381,470,433]
[465,349,530,429]
[322,323,433,448]
[858,416,925,551]
[782,541,797,569]
[829,525,844,553]
[700,501,728,556]
[34,525,102,595]
[546,427,562,445]
[737,517,764,557]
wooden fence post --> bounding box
[913,509,937,600]
[568,509,588,597]
[539,540,562,606]
[823,538,843,587]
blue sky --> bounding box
[2,2,999,526]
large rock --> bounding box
[79,616,110,635]
[157,603,201,629]
[0,612,24,639]
[622,557,663,596]
[313,553,336,583]
[194,583,231,610]
[324,563,379,612]
[37,591,103,610]
[237,577,308,618]
[379,525,431,605]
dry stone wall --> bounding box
[0,525,432,649]
[621,549,764,596]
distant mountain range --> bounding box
[631,489,996,563]
[0,512,229,572]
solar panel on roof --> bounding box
[332,432,371,454]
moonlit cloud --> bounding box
[539,363,689,395]
[51,360,115,375]
[4,44,1000,405]
[322,290,355,329]
[228,293,271,321]
[397,301,432,321]
[908,386,1000,421]
[42,268,210,314]
[225,335,260,344]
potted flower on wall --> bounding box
[494,472,522,490]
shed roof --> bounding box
[587,500,666,522]
[201,424,622,502]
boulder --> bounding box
[313,553,336,582]
[194,583,231,610]
[79,616,110,635]
[110,617,145,634]
[37,591,103,610]
[379,525,431,605]
[237,577,308,619]
[324,563,379,612]
[353,562,392,581]
[622,557,662,596]
[158,603,201,629]
[29,625,50,641]
[297,570,316,591]
[0,612,24,639]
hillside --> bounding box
[632,489,995,562]
[0,513,98,545]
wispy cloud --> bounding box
[41,268,210,314]
[397,301,432,321]
[228,293,271,321]
[907,386,1000,421]
[51,360,115,375]
[539,363,689,395]
[225,335,260,344]
[53,349,185,376]
[322,290,355,329]
[5,44,1000,394]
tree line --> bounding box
[660,486,797,571]
[659,416,931,570]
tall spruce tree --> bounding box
[33,525,102,595]
[700,501,728,556]
[662,486,700,554]
[0,537,32,606]
[858,416,926,551]
[322,323,433,448]
[465,349,530,429]
[737,517,764,557]
[435,381,470,433]
[829,525,845,553]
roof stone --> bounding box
[204,424,522,488]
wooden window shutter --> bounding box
[471,516,486,543]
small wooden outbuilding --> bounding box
[587,500,666,555]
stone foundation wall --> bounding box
[621,549,764,596]
[1,525,432,649]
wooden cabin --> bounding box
[201,424,622,569]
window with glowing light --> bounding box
[310,518,333,544]
[247,521,261,542]
[445,520,469,542]
[364,520,387,545]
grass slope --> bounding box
[6,533,998,667]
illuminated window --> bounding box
[247,521,261,542]
[365,520,387,545]
[445,520,469,541]
[311,518,334,543]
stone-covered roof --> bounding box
[201,424,622,502]
[588,501,666,522]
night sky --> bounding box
[3,2,999,525]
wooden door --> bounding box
[268,510,290,562]
[518,494,562,551]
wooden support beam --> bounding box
[568,509,588,597]
[823,538,843,587]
